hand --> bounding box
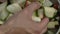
[0,2,49,34]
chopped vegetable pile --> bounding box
[0,0,60,34]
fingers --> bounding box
[38,18,49,31]
[0,31,4,34]
[40,26,47,34]
[22,2,41,17]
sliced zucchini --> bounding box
[10,0,26,4]
[44,7,57,18]
[32,8,44,22]
[0,1,8,20]
[32,16,41,22]
[47,21,58,28]
[10,0,26,7]
[38,0,45,3]
[0,1,7,11]
[48,30,54,34]
[7,3,22,13]
[0,9,9,20]
[32,12,41,22]
[0,20,4,24]
[43,0,53,7]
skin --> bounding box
[0,2,49,34]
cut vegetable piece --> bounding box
[10,0,26,4]
[44,7,57,18]
[38,8,44,19]
[0,20,4,24]
[48,30,54,34]
[10,0,26,7]
[43,0,53,7]
[32,16,41,22]
[7,3,22,13]
[32,11,41,22]
[47,21,58,28]
[54,21,59,25]
[0,9,9,20]
[0,1,8,20]
[0,1,7,11]
[38,0,45,3]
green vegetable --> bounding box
[48,30,54,34]
[0,9,8,20]
[44,7,57,18]
[43,0,53,7]
[0,1,7,11]
[10,0,26,7]
[32,11,41,22]
[0,20,4,24]
[32,16,41,22]
[47,21,59,28]
[10,0,26,4]
[38,0,45,3]
[7,3,22,13]
[0,1,8,20]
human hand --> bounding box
[0,2,49,34]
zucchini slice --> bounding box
[10,0,26,8]
[48,30,54,34]
[0,9,9,20]
[0,1,8,20]
[47,21,59,28]
[38,0,45,3]
[0,20,4,24]
[32,16,41,22]
[44,7,57,18]
[32,11,41,22]
[43,0,53,7]
[7,3,22,13]
[10,0,26,4]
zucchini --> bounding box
[43,0,53,7]
[10,0,26,8]
[0,1,8,20]
[48,30,54,34]
[32,16,41,22]
[47,21,59,28]
[0,1,7,11]
[44,7,57,18]
[0,20,4,24]
[10,0,26,4]
[32,10,41,22]
[0,9,9,20]
[38,0,45,3]
[7,3,22,13]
